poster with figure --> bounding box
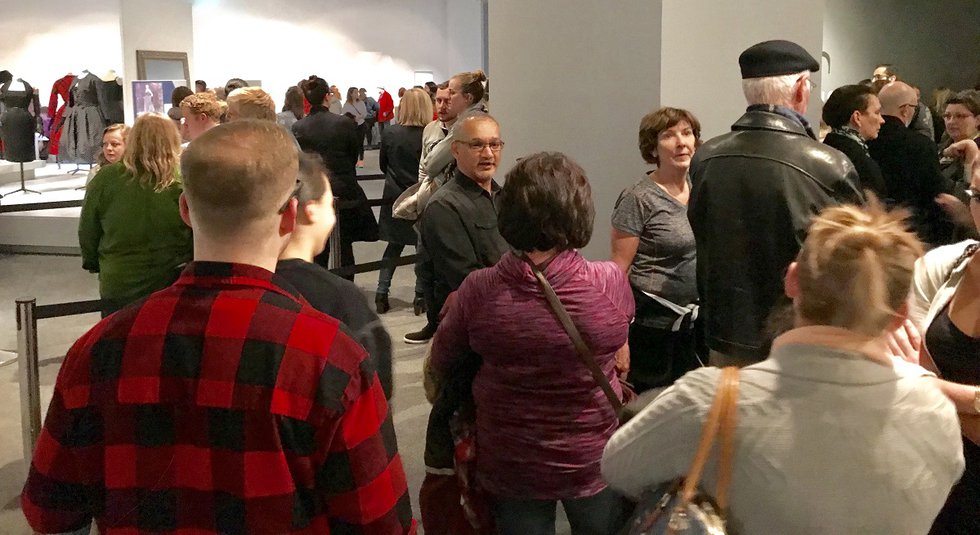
[132,80,184,117]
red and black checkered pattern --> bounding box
[22,262,416,535]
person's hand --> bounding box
[936,193,974,228]
[960,414,980,446]
[885,319,921,364]
[614,343,630,377]
[943,138,980,166]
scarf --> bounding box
[831,126,869,153]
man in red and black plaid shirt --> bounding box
[22,120,416,535]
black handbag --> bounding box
[621,366,739,535]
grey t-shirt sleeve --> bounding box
[611,187,647,237]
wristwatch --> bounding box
[974,387,980,414]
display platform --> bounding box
[0,159,47,186]
[0,163,88,254]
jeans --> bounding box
[492,487,627,535]
[377,242,404,295]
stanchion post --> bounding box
[17,297,41,470]
[328,198,342,270]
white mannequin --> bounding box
[101,69,119,83]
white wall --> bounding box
[660,0,826,139]
[822,0,980,98]
[488,0,662,259]
[121,0,195,123]
[192,0,483,112]
[0,0,122,111]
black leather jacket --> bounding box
[689,110,863,361]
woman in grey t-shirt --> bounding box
[611,107,702,392]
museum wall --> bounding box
[659,0,826,139]
[121,0,195,123]
[488,0,663,260]
[822,0,980,98]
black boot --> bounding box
[375,293,390,314]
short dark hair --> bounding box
[195,79,207,90]
[497,152,594,252]
[822,84,876,128]
[171,86,194,108]
[300,75,329,108]
[946,90,980,116]
[297,152,328,204]
[224,77,248,96]
[638,107,702,165]
[875,64,896,77]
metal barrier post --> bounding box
[17,297,41,469]
[328,198,342,270]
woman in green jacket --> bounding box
[79,113,192,317]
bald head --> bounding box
[181,120,298,237]
[878,82,918,125]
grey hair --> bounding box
[742,71,809,106]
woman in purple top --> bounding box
[430,152,635,535]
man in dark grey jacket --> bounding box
[689,40,863,366]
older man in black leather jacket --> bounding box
[689,40,863,366]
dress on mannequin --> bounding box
[59,73,106,163]
[0,79,39,163]
[47,74,75,156]
[97,71,124,124]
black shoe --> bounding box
[413,295,427,316]
[375,293,390,314]
[403,324,435,344]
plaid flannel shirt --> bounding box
[22,262,416,535]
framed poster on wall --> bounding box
[132,80,187,117]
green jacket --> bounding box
[78,162,192,301]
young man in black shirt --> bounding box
[277,153,394,398]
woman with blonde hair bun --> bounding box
[79,113,192,317]
[603,201,965,535]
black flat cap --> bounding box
[739,40,819,79]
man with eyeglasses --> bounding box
[416,113,509,534]
[868,81,954,246]
[688,39,864,368]
[22,120,416,535]
[418,114,509,326]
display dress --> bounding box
[59,74,106,163]
[0,80,39,163]
[47,74,74,156]
[97,78,124,124]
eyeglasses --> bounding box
[802,78,817,92]
[278,180,302,214]
[966,188,980,203]
[458,139,505,153]
[899,103,918,111]
[944,113,975,121]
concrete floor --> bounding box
[0,149,573,534]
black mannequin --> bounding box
[0,77,38,163]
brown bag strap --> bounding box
[529,259,624,414]
[678,366,739,511]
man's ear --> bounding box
[784,261,801,299]
[450,139,461,161]
[278,198,298,237]
[849,109,862,129]
[179,192,192,228]
[302,201,317,224]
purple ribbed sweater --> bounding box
[431,250,634,499]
